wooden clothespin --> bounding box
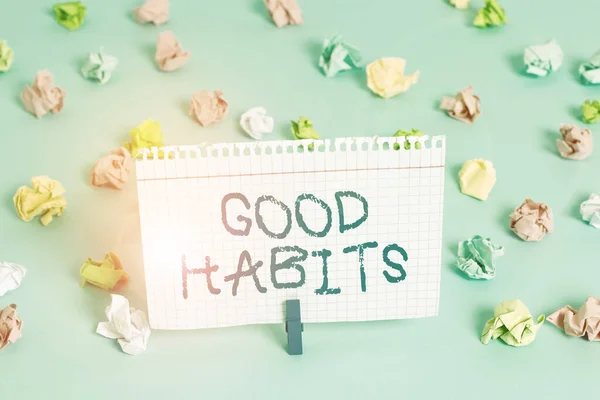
[285,299,303,355]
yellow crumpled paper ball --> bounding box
[366,58,420,99]
[124,119,165,158]
[13,176,67,226]
[80,252,129,291]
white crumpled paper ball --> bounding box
[240,107,274,140]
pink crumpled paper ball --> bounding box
[90,147,133,190]
[509,198,553,242]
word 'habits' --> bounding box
[182,191,409,299]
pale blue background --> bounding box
[1,0,599,399]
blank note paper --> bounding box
[135,136,446,330]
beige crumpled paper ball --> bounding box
[509,198,553,241]
[189,90,228,127]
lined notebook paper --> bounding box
[136,136,445,330]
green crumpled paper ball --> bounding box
[291,116,320,151]
[53,1,86,30]
[0,41,14,72]
[455,235,504,280]
[581,100,600,124]
[481,300,545,347]
[393,128,424,150]
[473,0,507,28]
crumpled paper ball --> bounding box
[189,90,228,127]
[291,116,320,141]
[450,0,469,9]
[523,40,563,77]
[133,0,168,25]
[581,100,600,124]
[0,262,27,297]
[548,296,600,341]
[20,70,66,118]
[473,0,507,28]
[240,107,274,140]
[440,86,481,123]
[96,294,150,355]
[366,58,419,99]
[319,34,362,78]
[481,300,545,347]
[0,304,23,351]
[264,0,303,28]
[81,48,118,84]
[80,252,129,291]
[579,49,600,85]
[0,40,14,72]
[90,147,133,190]
[393,128,424,150]
[52,1,86,30]
[125,119,165,158]
[456,235,504,280]
[580,193,600,229]
[155,31,190,72]
[458,159,496,201]
[13,176,67,226]
[556,124,593,160]
[509,198,553,242]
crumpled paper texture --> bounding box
[264,0,302,28]
[53,1,86,30]
[80,252,129,291]
[509,198,553,241]
[20,70,66,118]
[581,99,600,124]
[393,129,424,150]
[155,31,190,72]
[548,296,600,341]
[456,235,504,280]
[556,124,593,160]
[125,119,165,158]
[440,86,481,123]
[0,262,26,297]
[240,107,274,140]
[291,116,320,141]
[579,49,600,85]
[13,176,66,226]
[524,40,563,77]
[450,0,469,8]
[81,48,118,84]
[366,58,419,99]
[481,300,545,347]
[580,193,600,229]
[97,294,150,355]
[90,147,132,190]
[0,40,14,72]
[189,90,228,127]
[458,159,496,201]
[319,35,362,78]
[473,0,507,28]
[0,304,23,351]
[133,0,168,25]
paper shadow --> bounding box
[496,205,516,236]
[506,53,526,77]
[569,193,589,222]
[262,323,287,353]
[251,0,271,24]
[568,105,581,121]
[450,163,462,191]
[303,38,323,74]
[542,129,559,156]
[474,306,491,338]
[569,59,585,84]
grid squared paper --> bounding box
[135,136,446,330]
